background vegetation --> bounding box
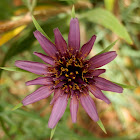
[0,0,140,140]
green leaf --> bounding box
[81,8,133,44]
[30,0,37,14]
[112,82,136,89]
[104,0,115,12]
[97,119,107,134]
[71,5,75,18]
[0,67,30,73]
[96,40,118,55]
[22,0,31,10]
[50,124,57,140]
[32,16,52,42]
[12,103,23,111]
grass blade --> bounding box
[71,5,75,18]
[12,103,23,111]
[112,81,136,89]
[97,119,107,134]
[50,124,57,140]
[96,40,118,55]
[0,67,30,73]
[32,16,52,42]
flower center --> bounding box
[48,51,89,96]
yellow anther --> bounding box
[70,72,73,75]
[69,85,72,89]
[76,85,80,90]
[61,67,64,71]
[83,69,87,73]
[55,80,59,85]
[72,77,75,79]
[65,68,69,72]
[65,74,69,77]
[62,86,65,90]
[68,79,71,82]
[59,60,63,64]
[85,78,88,82]
[75,71,79,74]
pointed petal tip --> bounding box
[88,85,111,104]
[89,51,117,69]
[33,51,37,55]
[95,116,99,122]
[94,77,123,93]
[48,123,54,129]
[68,17,80,52]
[53,27,67,53]
[80,34,97,59]
[72,120,77,123]
[105,99,111,104]
[22,86,53,106]
[33,30,40,37]
[80,94,99,122]
[25,81,30,86]
[15,60,21,67]
[33,30,57,57]
[53,27,59,32]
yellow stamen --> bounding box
[70,72,73,75]
[76,85,80,90]
[65,74,69,77]
[75,71,79,74]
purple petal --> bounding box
[22,86,53,105]
[68,18,80,53]
[26,77,53,86]
[80,35,96,59]
[50,89,62,105]
[55,81,65,88]
[80,94,99,122]
[88,85,110,104]
[94,77,123,93]
[54,28,67,54]
[48,94,68,129]
[85,69,106,78]
[15,60,48,75]
[33,52,55,66]
[70,94,79,123]
[33,30,57,58]
[88,51,117,69]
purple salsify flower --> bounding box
[15,17,123,129]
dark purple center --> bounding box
[48,50,89,96]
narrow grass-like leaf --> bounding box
[97,119,107,134]
[112,82,136,89]
[104,0,115,12]
[30,0,37,14]
[0,67,30,73]
[96,40,118,55]
[12,103,23,111]
[22,0,31,10]
[81,8,133,44]
[50,124,57,140]
[71,5,75,18]
[32,16,52,41]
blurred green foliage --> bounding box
[0,0,140,140]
